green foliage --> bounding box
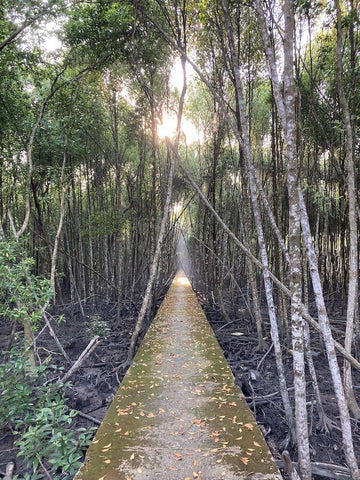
[64,1,135,65]
[87,315,110,341]
[0,349,94,479]
[0,239,53,329]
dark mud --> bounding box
[199,289,360,480]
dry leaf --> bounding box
[244,423,254,431]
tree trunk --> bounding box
[220,0,296,441]
[124,144,175,366]
[282,1,311,477]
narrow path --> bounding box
[76,271,282,480]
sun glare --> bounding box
[157,113,202,144]
[157,113,178,139]
[172,202,183,215]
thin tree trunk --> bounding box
[299,188,360,479]
[220,0,295,441]
[50,138,68,297]
[124,145,175,366]
[124,47,188,366]
[282,1,311,476]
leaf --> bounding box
[254,441,261,447]
[244,423,254,431]
[240,457,249,465]
[130,453,135,460]
[124,431,130,436]
[147,412,155,418]
[104,459,111,464]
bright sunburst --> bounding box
[157,113,202,144]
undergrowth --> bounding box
[0,348,95,479]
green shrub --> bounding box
[86,314,110,340]
[0,349,94,479]
[0,239,53,329]
[0,239,95,478]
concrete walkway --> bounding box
[75,271,282,480]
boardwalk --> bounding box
[76,271,282,480]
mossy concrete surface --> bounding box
[75,271,282,480]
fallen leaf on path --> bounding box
[244,423,254,431]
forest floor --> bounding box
[0,284,360,479]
